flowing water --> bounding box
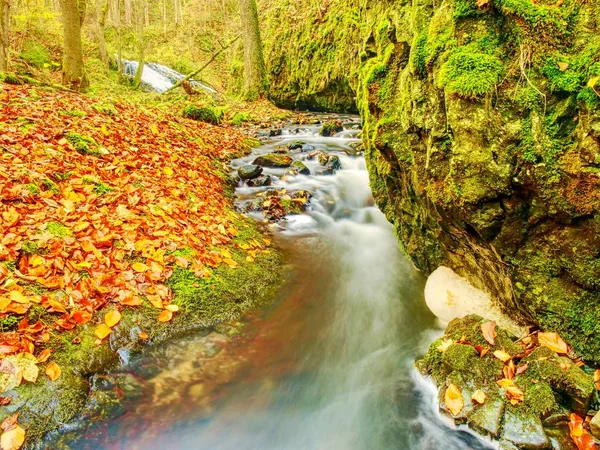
[120,59,217,93]
[61,115,494,450]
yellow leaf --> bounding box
[165,304,179,312]
[73,221,90,232]
[131,262,149,273]
[444,384,464,416]
[1,425,25,450]
[158,310,173,322]
[437,338,454,353]
[147,295,163,309]
[8,292,29,304]
[104,310,121,328]
[558,62,569,72]
[223,258,238,268]
[29,255,45,268]
[163,167,174,176]
[472,390,487,404]
[493,350,512,362]
[94,324,111,340]
[588,76,599,88]
[45,362,61,381]
[538,332,568,354]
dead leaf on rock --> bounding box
[538,332,568,354]
[481,321,497,346]
[444,384,464,416]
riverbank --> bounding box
[0,84,287,448]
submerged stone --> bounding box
[247,175,272,187]
[468,397,504,437]
[285,160,310,176]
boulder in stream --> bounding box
[285,161,310,176]
[253,153,293,168]
[319,119,343,137]
[247,175,272,187]
[238,164,263,180]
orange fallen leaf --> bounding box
[444,384,464,416]
[538,332,568,354]
[94,324,111,340]
[45,362,61,381]
[569,413,597,450]
[493,350,512,362]
[158,310,173,322]
[104,310,121,328]
[481,321,497,346]
[594,369,600,390]
[36,349,52,363]
[503,359,516,380]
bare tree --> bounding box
[239,0,266,99]
[132,0,143,88]
[0,0,9,72]
[59,0,88,90]
[96,0,109,66]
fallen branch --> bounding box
[162,35,240,95]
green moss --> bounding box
[92,182,114,195]
[0,315,20,331]
[320,120,343,136]
[3,74,22,85]
[65,132,103,158]
[438,45,504,97]
[183,105,224,124]
[231,112,251,125]
[25,183,40,196]
[46,221,73,237]
[20,41,51,68]
[53,171,73,182]
[91,103,118,116]
[21,240,45,256]
[41,178,60,195]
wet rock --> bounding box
[302,144,315,152]
[269,128,282,137]
[468,397,504,437]
[247,175,272,187]
[238,164,263,180]
[327,155,342,171]
[273,146,289,154]
[306,150,320,160]
[82,389,126,422]
[501,410,550,450]
[319,119,343,137]
[253,153,293,168]
[285,161,310,176]
[287,140,305,150]
[317,151,329,165]
[544,426,578,450]
[590,411,600,439]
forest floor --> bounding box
[0,82,292,447]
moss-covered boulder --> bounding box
[416,315,598,448]
[253,153,294,168]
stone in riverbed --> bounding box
[287,140,305,150]
[590,411,600,439]
[247,175,272,187]
[285,160,310,176]
[468,398,504,437]
[501,410,550,450]
[238,164,263,180]
[253,153,293,168]
[319,119,343,137]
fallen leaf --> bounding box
[517,363,529,375]
[444,384,464,416]
[165,304,179,312]
[538,332,568,354]
[504,359,516,380]
[558,62,569,72]
[0,424,25,450]
[104,310,121,328]
[94,324,111,340]
[131,262,149,273]
[437,338,454,353]
[569,413,597,450]
[158,310,173,322]
[472,390,487,404]
[0,398,10,406]
[481,321,497,345]
[45,362,61,381]
[36,349,52,363]
[493,350,512,362]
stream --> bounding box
[59,115,494,449]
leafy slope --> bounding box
[0,85,277,445]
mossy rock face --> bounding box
[252,153,294,168]
[416,315,597,448]
[263,0,600,363]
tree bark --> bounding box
[132,0,143,88]
[59,0,88,90]
[0,0,9,72]
[239,0,267,99]
[96,0,109,66]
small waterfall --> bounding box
[120,59,217,93]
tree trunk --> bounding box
[96,0,109,66]
[117,0,123,82]
[59,0,88,90]
[132,0,143,88]
[239,0,267,99]
[0,0,9,72]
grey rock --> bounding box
[590,410,600,440]
[468,398,504,437]
[502,410,550,450]
[247,175,272,187]
[238,164,263,180]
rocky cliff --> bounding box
[262,0,600,362]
